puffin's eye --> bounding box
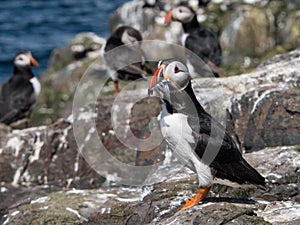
[179,8,183,13]
[19,57,23,61]
[174,66,180,73]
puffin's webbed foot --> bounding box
[177,186,211,213]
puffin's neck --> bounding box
[162,99,175,114]
[184,81,206,114]
[14,67,34,79]
[164,81,206,116]
[104,36,123,51]
[182,16,200,33]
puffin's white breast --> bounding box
[160,105,213,187]
[29,77,41,100]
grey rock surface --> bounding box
[2,145,299,224]
[1,50,300,224]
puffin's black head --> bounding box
[114,26,142,46]
[14,51,39,70]
[149,58,190,95]
[165,6,195,24]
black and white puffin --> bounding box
[0,51,40,126]
[198,0,211,8]
[104,26,152,93]
[142,0,165,10]
[149,59,265,212]
[165,6,222,77]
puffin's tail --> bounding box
[215,158,266,190]
[238,158,266,190]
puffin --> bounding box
[71,43,101,60]
[104,26,152,93]
[198,0,210,8]
[0,51,40,127]
[165,6,222,77]
[142,0,165,10]
[149,59,265,212]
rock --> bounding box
[0,118,105,189]
[136,49,300,176]
[2,145,300,224]
[220,5,275,65]
[1,48,300,218]
[278,10,300,49]
[2,47,299,193]
[30,32,106,126]
[110,0,150,33]
[28,0,300,126]
[242,88,300,151]
[1,2,300,222]
[0,92,163,218]
[195,49,300,151]
[2,47,300,223]
[46,32,105,74]
[0,117,107,220]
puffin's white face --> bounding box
[14,53,32,68]
[163,60,190,90]
[150,59,190,96]
[165,6,194,24]
[121,30,139,46]
[14,52,39,69]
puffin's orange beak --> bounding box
[165,9,174,23]
[29,55,39,67]
[150,65,163,89]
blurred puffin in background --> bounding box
[149,59,266,212]
[0,51,40,127]
[142,0,165,10]
[165,6,222,77]
[104,25,152,93]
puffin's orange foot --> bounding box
[114,81,120,94]
[177,186,211,213]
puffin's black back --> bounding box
[104,26,142,52]
[104,26,151,81]
[185,28,222,67]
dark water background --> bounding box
[0,0,128,84]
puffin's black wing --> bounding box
[104,45,147,81]
[185,28,222,77]
[188,113,266,189]
[0,76,35,125]
[185,28,222,66]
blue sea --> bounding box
[0,0,129,84]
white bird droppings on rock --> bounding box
[66,207,88,222]
[5,137,24,157]
[30,196,49,204]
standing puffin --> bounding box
[0,51,40,126]
[149,59,265,212]
[165,6,222,77]
[104,26,152,93]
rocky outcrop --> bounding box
[190,49,300,152]
[1,49,300,224]
[279,10,300,48]
[2,144,300,224]
[1,0,300,222]
[31,32,106,126]
[220,5,275,65]
[30,0,300,128]
[0,94,163,220]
